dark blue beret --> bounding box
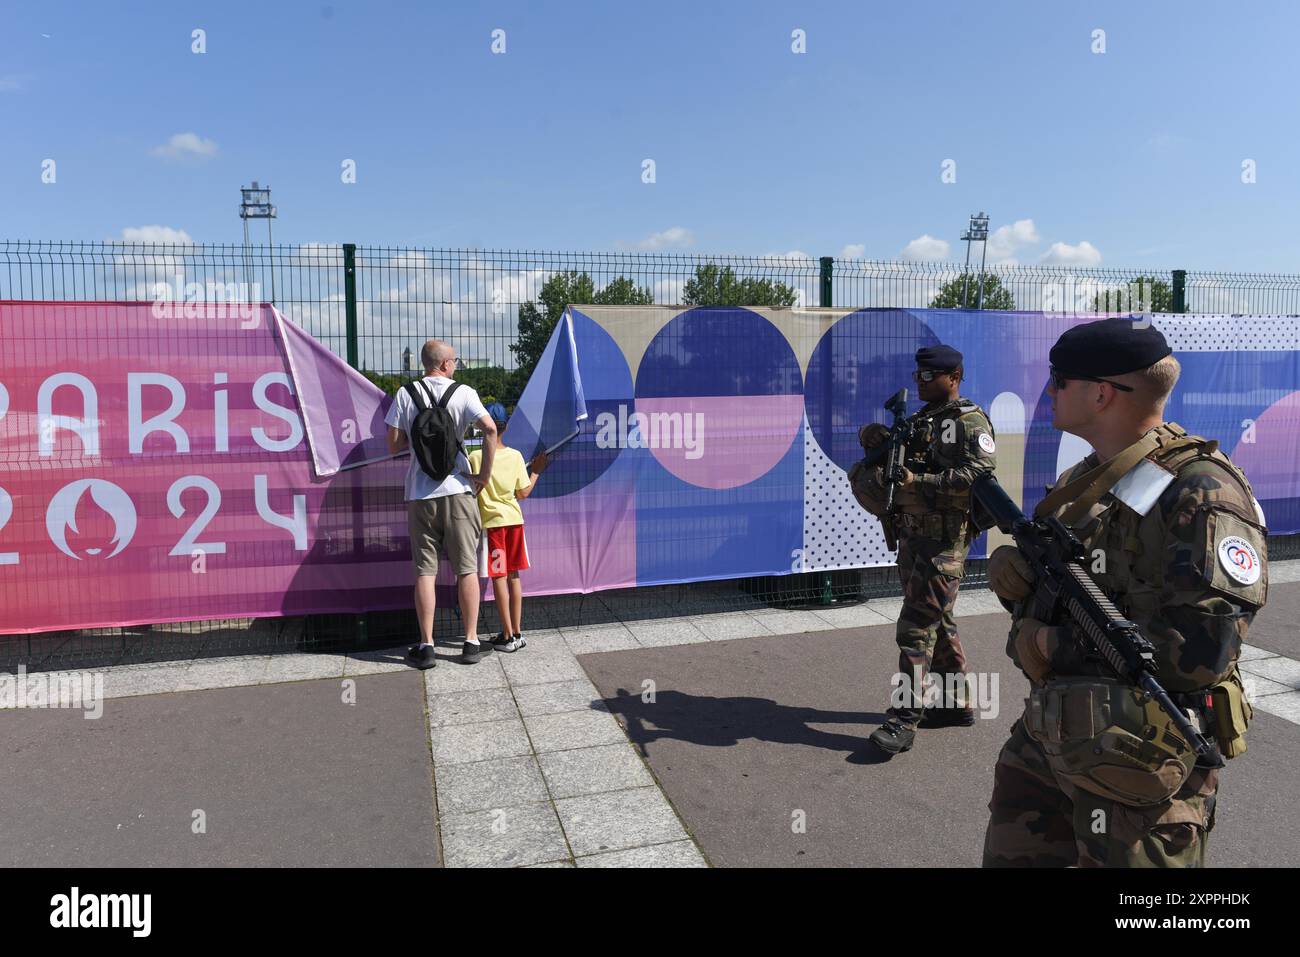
[1049,318,1171,377]
[916,344,963,371]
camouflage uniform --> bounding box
[887,398,997,726]
[983,423,1267,867]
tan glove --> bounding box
[1013,618,1054,685]
[988,544,1035,602]
[859,423,888,450]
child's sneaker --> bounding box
[494,633,527,653]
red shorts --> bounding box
[482,524,530,579]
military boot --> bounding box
[869,717,916,755]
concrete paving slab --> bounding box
[435,755,548,815]
[0,671,437,867]
[524,709,629,753]
[343,646,414,676]
[562,626,642,655]
[439,802,568,868]
[428,715,533,766]
[538,743,655,799]
[427,687,520,728]
[499,651,591,687]
[554,786,688,857]
[690,612,772,642]
[422,657,508,695]
[576,840,707,868]
[512,679,608,718]
[749,610,837,634]
[1253,691,1300,724]
[629,619,709,647]
[1240,655,1300,690]
[1244,674,1294,698]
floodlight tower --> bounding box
[239,181,278,304]
[960,212,990,310]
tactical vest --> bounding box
[896,398,994,514]
[1063,423,1266,615]
[1033,422,1264,779]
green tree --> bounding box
[681,263,800,307]
[358,369,414,395]
[510,270,652,387]
[929,272,1015,310]
[1091,275,1173,313]
[454,364,516,406]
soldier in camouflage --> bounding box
[983,318,1267,867]
[855,345,998,756]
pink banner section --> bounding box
[0,301,424,634]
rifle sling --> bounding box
[1033,433,1163,525]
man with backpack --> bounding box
[385,339,498,667]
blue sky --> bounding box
[3,0,1297,271]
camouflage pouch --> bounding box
[1026,677,1197,807]
[847,460,887,517]
[1209,666,1252,759]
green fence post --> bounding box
[817,256,834,605]
[344,243,360,369]
[343,242,366,643]
[1171,269,1187,314]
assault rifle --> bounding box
[971,472,1214,758]
[860,388,913,550]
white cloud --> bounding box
[150,132,219,160]
[839,243,866,260]
[118,225,194,244]
[899,235,950,262]
[985,218,1039,264]
[760,249,812,261]
[653,277,685,304]
[1040,240,1102,267]
[619,226,694,252]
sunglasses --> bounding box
[912,369,954,383]
[1049,366,1134,392]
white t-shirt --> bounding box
[385,376,489,501]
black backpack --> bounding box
[403,379,466,482]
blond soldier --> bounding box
[983,319,1266,867]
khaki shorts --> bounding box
[407,492,483,578]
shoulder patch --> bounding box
[977,432,996,455]
[1217,535,1263,585]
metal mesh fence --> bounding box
[2,240,1297,669]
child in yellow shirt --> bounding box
[467,414,548,652]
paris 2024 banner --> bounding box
[1,301,1297,634]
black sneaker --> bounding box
[460,640,489,664]
[408,643,437,670]
[919,707,976,728]
[493,633,527,653]
[869,718,916,755]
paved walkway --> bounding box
[3,563,1298,867]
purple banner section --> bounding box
[0,301,421,634]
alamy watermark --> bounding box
[150,273,262,325]
[1,665,104,718]
[594,404,705,459]
[889,667,999,719]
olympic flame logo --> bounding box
[45,479,138,560]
